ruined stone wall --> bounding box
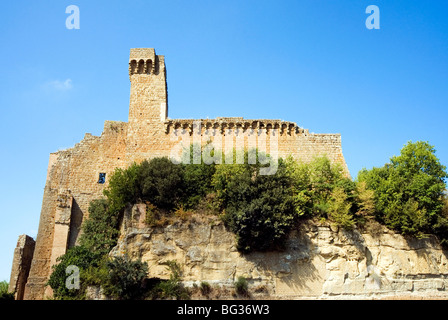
[8,235,35,300]
[296,133,349,174]
[23,121,128,299]
[158,119,347,176]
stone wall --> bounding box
[23,121,128,299]
[9,235,35,300]
[163,119,346,172]
[111,204,448,299]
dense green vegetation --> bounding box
[47,246,102,299]
[213,154,296,252]
[47,141,448,300]
[358,141,448,241]
[234,276,249,296]
[0,281,14,300]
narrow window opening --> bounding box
[138,60,145,73]
[98,173,106,184]
[130,60,137,74]
[146,59,152,74]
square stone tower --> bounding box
[126,48,168,163]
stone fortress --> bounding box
[10,48,351,300]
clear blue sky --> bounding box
[1,0,447,282]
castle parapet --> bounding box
[164,118,306,136]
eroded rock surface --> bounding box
[110,204,448,299]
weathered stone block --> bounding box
[9,235,35,300]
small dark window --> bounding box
[98,173,106,184]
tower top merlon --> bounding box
[130,48,156,61]
[129,48,165,79]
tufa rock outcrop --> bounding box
[109,204,448,299]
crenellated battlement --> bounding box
[129,48,164,78]
[164,118,307,136]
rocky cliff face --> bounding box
[110,204,448,299]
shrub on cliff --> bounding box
[358,141,448,240]
[287,156,345,216]
[138,157,184,211]
[103,162,140,214]
[101,255,148,300]
[182,145,216,209]
[286,156,365,228]
[234,276,249,296]
[213,152,296,252]
[48,249,149,300]
[79,198,118,256]
[47,246,101,300]
[151,260,190,300]
[104,153,215,213]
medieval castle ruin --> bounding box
[9,48,348,300]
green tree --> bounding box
[328,187,355,229]
[354,181,375,218]
[79,199,119,256]
[181,144,216,209]
[213,152,296,252]
[358,141,448,240]
[434,194,448,245]
[287,156,355,220]
[138,157,184,210]
[101,255,148,300]
[0,281,14,300]
[47,246,101,300]
[103,162,140,214]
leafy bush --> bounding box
[234,276,248,296]
[200,281,211,296]
[213,152,296,252]
[103,148,217,219]
[435,195,448,245]
[287,156,353,218]
[354,181,376,218]
[47,246,101,300]
[139,157,184,211]
[79,199,119,256]
[103,162,140,214]
[328,187,355,229]
[0,281,14,300]
[182,146,216,209]
[48,198,116,300]
[286,156,362,229]
[144,202,165,227]
[152,260,190,300]
[358,141,448,240]
[101,255,148,300]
